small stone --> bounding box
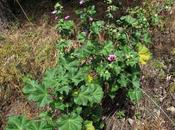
[159,97,165,102]
[128,118,134,126]
[167,106,175,114]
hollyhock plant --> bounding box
[6,0,155,129]
[107,54,116,62]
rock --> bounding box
[128,118,134,126]
[167,106,175,114]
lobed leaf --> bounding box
[74,84,103,106]
[22,77,52,107]
[57,113,82,130]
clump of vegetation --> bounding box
[6,0,171,129]
[0,42,28,83]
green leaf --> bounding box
[43,68,57,88]
[122,46,139,66]
[56,85,70,95]
[28,120,52,130]
[74,107,82,115]
[143,32,151,44]
[77,32,86,42]
[132,75,140,88]
[57,39,72,51]
[120,15,138,26]
[69,67,88,86]
[128,87,142,102]
[117,74,128,87]
[22,77,52,107]
[108,62,122,75]
[96,64,111,80]
[57,113,82,130]
[51,66,70,94]
[54,101,66,111]
[73,40,98,58]
[117,32,128,42]
[109,85,120,99]
[75,5,96,22]
[39,112,54,126]
[128,75,142,102]
[57,19,74,35]
[100,40,114,56]
[6,116,30,130]
[90,84,104,104]
[90,21,104,34]
[74,85,90,106]
[84,121,95,130]
[74,84,103,106]
[64,60,80,71]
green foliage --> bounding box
[57,113,83,130]
[84,121,95,130]
[28,120,52,130]
[6,116,52,130]
[76,5,96,22]
[90,21,104,34]
[164,0,174,10]
[6,0,164,129]
[6,116,30,130]
[57,19,74,36]
[116,111,125,119]
[127,74,142,102]
[22,77,53,107]
[74,84,103,106]
[54,2,63,15]
[128,87,142,102]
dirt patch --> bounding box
[0,93,39,129]
[152,4,175,57]
[138,4,175,130]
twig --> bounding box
[16,0,32,23]
[141,88,175,126]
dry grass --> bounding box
[0,23,58,105]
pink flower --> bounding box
[79,0,84,5]
[55,16,58,20]
[64,15,70,20]
[51,10,57,14]
[89,17,93,21]
[107,54,116,62]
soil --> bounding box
[1,1,175,130]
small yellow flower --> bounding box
[87,74,93,82]
[138,43,151,65]
[85,121,95,130]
